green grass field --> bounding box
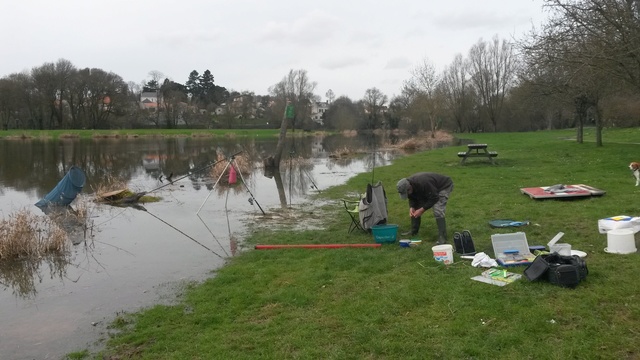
[89,128,640,360]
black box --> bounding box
[523,253,588,287]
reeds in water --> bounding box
[91,173,128,196]
[0,210,69,260]
[395,130,454,151]
[329,146,357,159]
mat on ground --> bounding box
[520,184,605,199]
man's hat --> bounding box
[397,178,410,200]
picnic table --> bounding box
[457,143,498,164]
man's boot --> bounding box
[402,216,421,236]
[436,217,447,244]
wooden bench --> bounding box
[458,152,499,158]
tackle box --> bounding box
[491,232,536,267]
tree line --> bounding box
[1,0,639,137]
[382,0,640,144]
[311,0,640,141]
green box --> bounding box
[371,224,398,243]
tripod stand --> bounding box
[196,152,265,215]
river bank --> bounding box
[93,128,640,359]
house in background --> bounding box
[311,101,328,125]
[140,90,161,111]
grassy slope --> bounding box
[97,128,640,360]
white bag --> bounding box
[597,215,640,234]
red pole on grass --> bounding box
[255,244,382,250]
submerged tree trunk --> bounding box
[264,115,289,169]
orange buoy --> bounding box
[228,165,237,184]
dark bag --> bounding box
[453,230,476,255]
[524,253,588,288]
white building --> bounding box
[311,101,329,125]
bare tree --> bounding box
[540,0,640,91]
[403,59,441,136]
[51,59,76,129]
[66,68,90,129]
[325,89,335,104]
[0,73,34,130]
[441,54,477,132]
[80,68,127,129]
[31,62,57,129]
[518,0,640,145]
[160,79,188,128]
[265,69,317,168]
[147,70,165,87]
[362,87,388,130]
[468,36,518,132]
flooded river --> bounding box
[0,133,401,359]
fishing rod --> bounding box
[224,189,238,256]
[146,151,243,195]
[137,205,226,259]
[195,165,231,258]
[196,210,231,258]
[288,148,321,194]
[301,167,321,193]
[371,116,377,185]
[233,159,266,215]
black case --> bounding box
[547,264,582,288]
[524,253,588,287]
[453,230,476,255]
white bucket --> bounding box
[432,244,454,265]
[605,229,637,254]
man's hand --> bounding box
[410,207,425,218]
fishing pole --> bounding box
[371,117,377,185]
[138,206,225,259]
[196,168,231,258]
[147,151,242,195]
[233,160,266,215]
[196,211,231,258]
[224,189,237,256]
[288,148,321,194]
[196,154,236,214]
[301,167,321,193]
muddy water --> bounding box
[0,134,400,360]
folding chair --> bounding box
[342,199,364,233]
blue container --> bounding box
[371,224,398,243]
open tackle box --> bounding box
[491,232,536,267]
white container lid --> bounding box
[547,232,565,247]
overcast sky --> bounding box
[1,0,548,101]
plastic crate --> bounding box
[371,224,398,243]
[491,232,536,267]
